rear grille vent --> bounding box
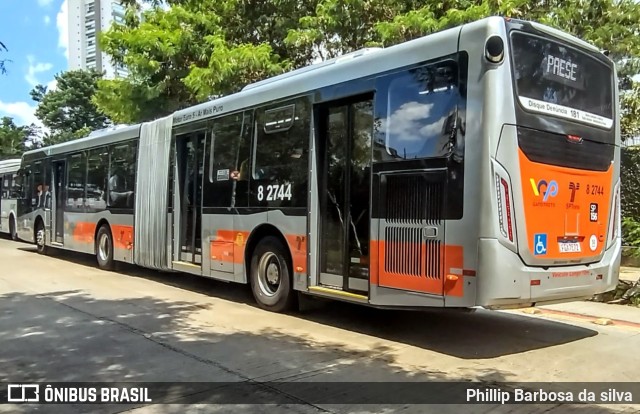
[384,227,443,280]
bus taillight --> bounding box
[495,173,514,242]
[566,134,583,143]
[607,180,621,248]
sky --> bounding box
[0,0,68,128]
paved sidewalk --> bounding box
[537,300,640,327]
[620,266,640,282]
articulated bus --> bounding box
[16,17,621,312]
[0,158,21,240]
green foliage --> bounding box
[96,0,640,139]
[96,0,319,123]
[621,147,640,249]
[622,218,640,255]
[0,117,36,159]
[621,147,640,220]
[32,69,109,146]
[0,40,8,75]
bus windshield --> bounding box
[510,32,614,131]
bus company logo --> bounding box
[568,182,580,203]
[530,178,559,202]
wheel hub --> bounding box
[266,263,280,284]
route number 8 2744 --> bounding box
[257,183,292,201]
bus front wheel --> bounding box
[35,220,47,255]
[96,225,115,271]
[249,236,295,312]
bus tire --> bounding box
[9,215,17,241]
[35,220,47,255]
[96,225,115,271]
[249,236,295,312]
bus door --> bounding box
[317,96,374,294]
[174,131,206,267]
[53,160,66,244]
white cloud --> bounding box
[57,0,69,60]
[25,55,53,87]
[47,79,58,92]
[38,0,54,7]
[0,101,40,127]
[383,101,435,142]
[44,15,51,26]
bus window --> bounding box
[375,60,459,162]
[67,153,86,211]
[10,173,21,199]
[205,112,251,208]
[252,98,310,208]
[87,147,109,212]
[1,174,9,199]
[108,141,136,209]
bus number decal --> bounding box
[257,184,292,201]
[586,184,604,196]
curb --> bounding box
[521,307,640,329]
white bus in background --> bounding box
[0,158,22,240]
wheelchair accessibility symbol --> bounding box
[534,234,547,255]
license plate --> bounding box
[559,242,581,253]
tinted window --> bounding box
[87,147,109,212]
[10,173,20,199]
[67,153,86,211]
[375,60,459,161]
[1,174,8,199]
[205,112,251,208]
[511,32,613,128]
[253,98,310,208]
[108,141,136,209]
[31,161,50,209]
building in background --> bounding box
[67,0,130,78]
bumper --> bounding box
[476,237,621,309]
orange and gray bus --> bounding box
[16,16,621,312]
[0,158,21,240]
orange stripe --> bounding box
[209,230,307,273]
[285,234,307,273]
[71,221,133,250]
[372,240,465,297]
[72,221,96,244]
[210,230,248,264]
[111,225,133,250]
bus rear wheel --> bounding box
[96,225,115,270]
[35,220,47,255]
[249,236,295,312]
[9,215,17,241]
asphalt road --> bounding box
[0,236,638,413]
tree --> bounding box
[0,117,36,159]
[0,40,8,75]
[99,0,640,140]
[286,0,640,141]
[96,0,320,124]
[32,69,110,146]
